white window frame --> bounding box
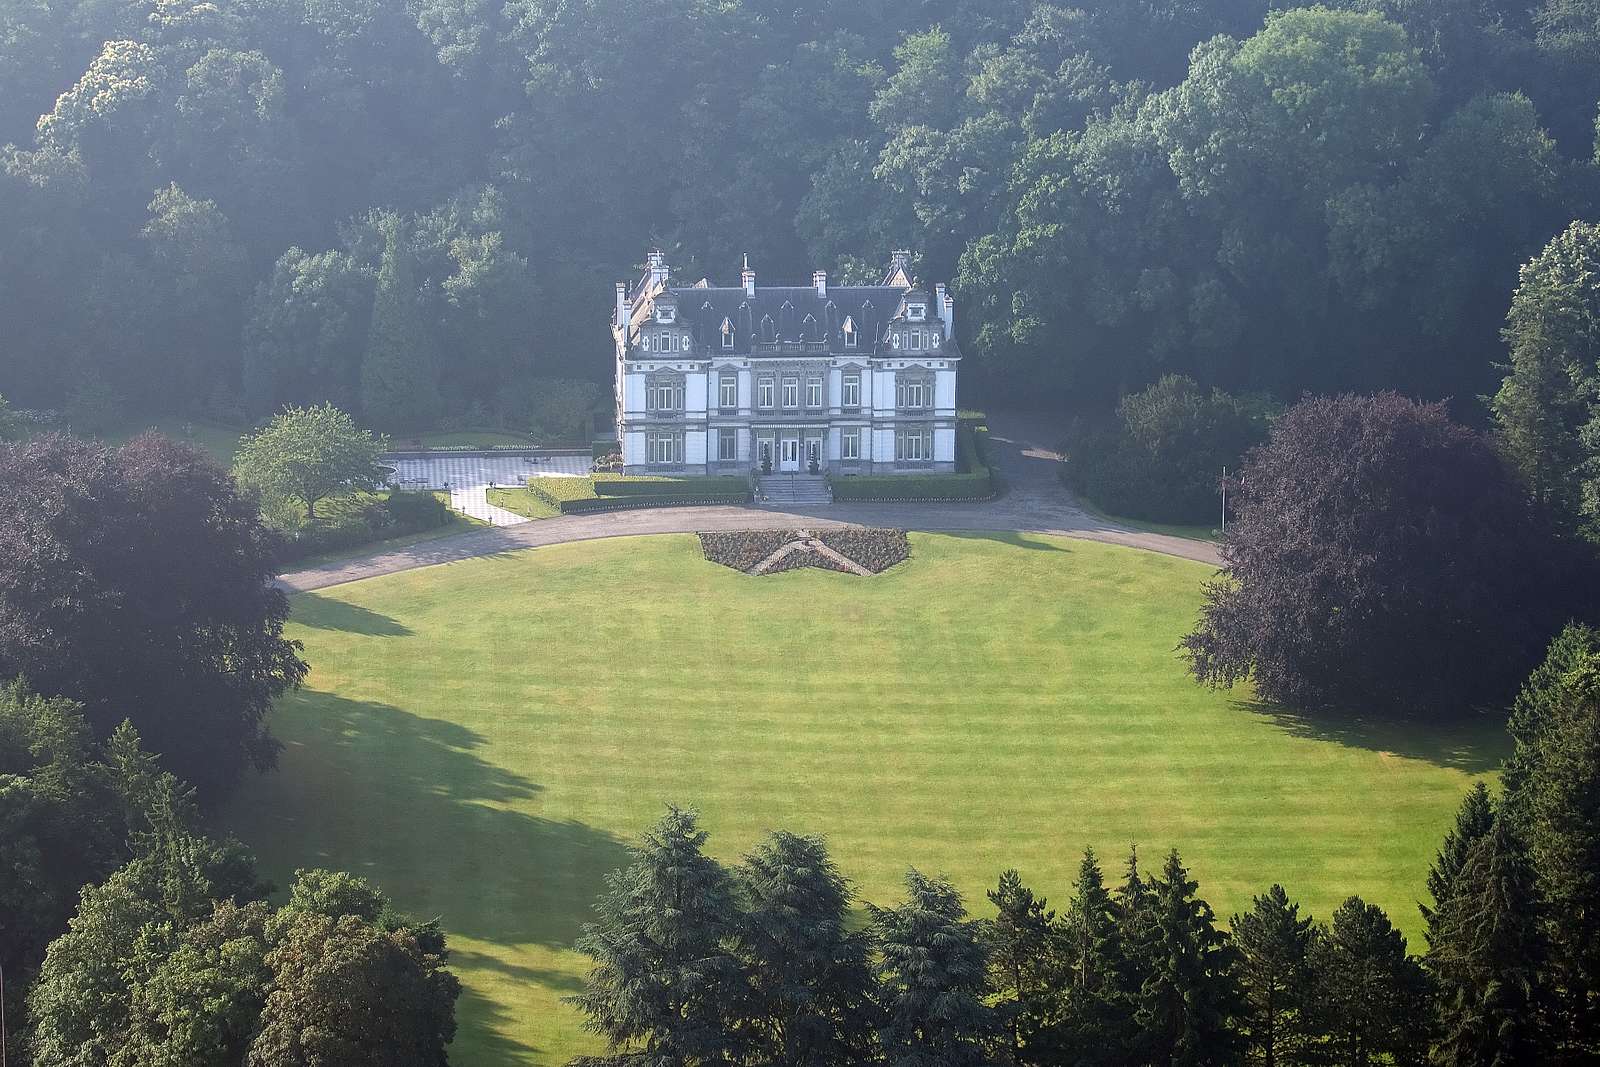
[844,327,857,348]
[781,376,799,409]
[895,426,932,462]
[805,376,822,409]
[646,431,684,465]
[842,373,860,408]
[896,379,928,410]
[717,427,737,461]
[656,304,675,323]
[719,374,736,410]
[907,303,927,321]
[842,428,860,460]
[721,328,734,350]
[757,376,774,409]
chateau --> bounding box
[612,250,960,475]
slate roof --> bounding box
[623,279,950,359]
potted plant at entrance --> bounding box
[760,444,772,475]
[808,448,819,475]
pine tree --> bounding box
[1232,885,1314,1067]
[871,868,997,1067]
[569,806,748,1065]
[1499,623,1600,1052]
[360,215,439,431]
[1427,822,1552,1067]
[1421,784,1497,952]
[1060,848,1134,1065]
[987,869,1065,1065]
[1113,845,1160,1062]
[734,830,877,1066]
[1309,896,1431,1066]
[1128,849,1246,1067]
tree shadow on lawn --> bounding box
[935,529,1073,552]
[1239,699,1510,773]
[291,594,413,636]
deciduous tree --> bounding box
[232,403,388,524]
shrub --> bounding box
[531,476,749,513]
[383,488,450,528]
[592,440,621,460]
[1063,376,1272,524]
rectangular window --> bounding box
[719,374,736,410]
[806,377,822,408]
[842,374,860,408]
[758,377,774,409]
[897,379,928,409]
[718,427,737,461]
[895,427,933,462]
[782,377,799,409]
[842,428,860,460]
[722,330,733,350]
[647,431,684,465]
[844,328,857,348]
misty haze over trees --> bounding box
[4,0,1600,433]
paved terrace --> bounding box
[285,418,1221,592]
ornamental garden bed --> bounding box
[699,527,909,576]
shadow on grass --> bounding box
[234,692,635,1062]
[1239,699,1510,774]
[935,529,1072,553]
[293,595,413,636]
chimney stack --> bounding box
[935,282,951,340]
[813,270,827,298]
[615,282,628,329]
[647,249,669,288]
[742,253,756,297]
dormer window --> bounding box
[842,316,857,348]
[656,304,676,323]
[721,318,734,350]
[907,303,927,321]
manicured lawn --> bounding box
[97,415,248,464]
[486,487,561,519]
[220,533,1502,1065]
[1075,492,1221,542]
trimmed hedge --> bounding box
[529,475,749,514]
[592,473,749,497]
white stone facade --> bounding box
[613,252,960,476]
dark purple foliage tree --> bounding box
[1182,392,1593,713]
[0,432,306,796]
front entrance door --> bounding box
[780,437,800,471]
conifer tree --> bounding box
[570,806,749,1066]
[1232,884,1314,1067]
[1427,822,1552,1067]
[871,868,997,1067]
[1128,849,1246,1067]
[360,215,439,431]
[1309,896,1431,1066]
[987,869,1065,1065]
[734,830,877,1066]
[1499,623,1600,1051]
[1113,845,1160,1061]
[1060,848,1134,1065]
[1421,783,1497,952]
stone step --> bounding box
[757,474,833,505]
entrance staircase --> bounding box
[757,473,833,506]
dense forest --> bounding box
[4,0,1600,431]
